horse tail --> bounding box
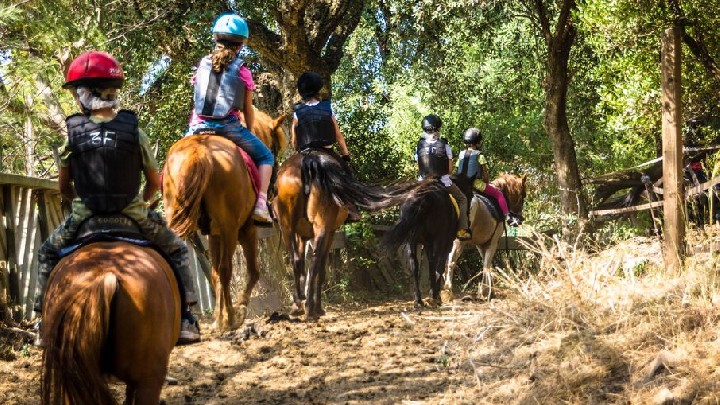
[300,152,406,211]
[168,150,212,238]
[42,273,118,405]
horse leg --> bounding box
[209,233,237,331]
[129,380,164,405]
[289,234,306,316]
[406,243,423,307]
[426,247,443,307]
[442,239,465,302]
[476,244,498,301]
[237,225,259,326]
[306,230,333,320]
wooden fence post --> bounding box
[661,26,685,271]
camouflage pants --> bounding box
[34,212,196,313]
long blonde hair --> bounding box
[211,42,241,73]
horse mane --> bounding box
[252,107,288,154]
[492,173,527,210]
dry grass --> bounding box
[451,226,720,404]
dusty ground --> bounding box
[1,298,509,405]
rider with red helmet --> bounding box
[35,51,201,345]
[186,13,274,223]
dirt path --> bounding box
[1,299,500,405]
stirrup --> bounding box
[456,229,472,241]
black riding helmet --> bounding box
[422,114,442,133]
[297,71,324,100]
[463,128,482,145]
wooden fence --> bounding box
[0,174,64,322]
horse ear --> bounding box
[521,173,527,183]
[274,113,288,129]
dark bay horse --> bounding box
[444,173,527,300]
[163,110,286,331]
[383,179,458,307]
[273,149,403,319]
[41,242,180,405]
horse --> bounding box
[273,149,405,319]
[443,173,527,301]
[162,110,286,331]
[383,179,459,307]
[41,242,180,405]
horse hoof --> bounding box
[426,298,441,307]
[414,301,425,309]
[289,304,305,316]
[440,289,454,303]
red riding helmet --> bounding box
[63,51,124,89]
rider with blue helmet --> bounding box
[187,13,274,223]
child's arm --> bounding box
[291,116,298,150]
[243,91,255,132]
[333,117,350,156]
[480,162,490,184]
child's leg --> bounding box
[483,184,509,216]
[224,125,275,197]
[134,215,197,306]
[34,215,83,313]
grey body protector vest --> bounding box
[67,110,142,214]
[416,136,450,177]
[294,101,336,151]
[194,55,246,119]
[456,149,482,180]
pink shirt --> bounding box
[188,63,255,126]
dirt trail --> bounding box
[1,299,501,405]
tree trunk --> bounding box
[544,32,587,219]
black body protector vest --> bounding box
[456,149,482,180]
[67,110,142,214]
[294,101,336,151]
[416,137,450,177]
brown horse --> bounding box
[443,173,527,301]
[41,242,180,405]
[273,149,403,319]
[163,110,286,331]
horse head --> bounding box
[493,173,527,217]
[252,107,288,156]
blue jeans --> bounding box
[186,116,274,166]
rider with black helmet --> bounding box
[35,51,201,345]
[292,71,359,221]
[415,114,472,240]
[456,128,520,227]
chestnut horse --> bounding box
[443,173,527,301]
[383,179,459,307]
[41,242,180,405]
[274,149,404,319]
[163,110,286,331]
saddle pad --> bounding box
[473,192,504,222]
[448,193,460,218]
[58,233,152,258]
[237,146,260,196]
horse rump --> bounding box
[383,180,457,249]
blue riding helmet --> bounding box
[212,13,249,39]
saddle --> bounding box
[58,213,188,308]
[59,214,148,258]
[472,192,505,222]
